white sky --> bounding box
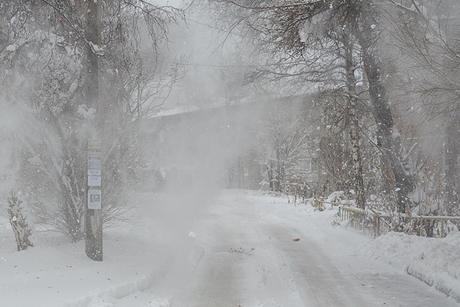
[154,0,183,6]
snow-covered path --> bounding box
[1,190,458,306]
[117,190,458,307]
[169,203,369,306]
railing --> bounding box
[338,206,460,238]
[416,215,460,238]
[338,206,366,230]
[312,195,460,238]
[313,197,378,236]
[313,196,354,211]
[338,206,394,237]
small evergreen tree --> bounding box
[7,191,33,251]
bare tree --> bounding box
[203,0,396,208]
[0,0,185,241]
[265,107,310,194]
[387,0,460,215]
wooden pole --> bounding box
[84,0,103,262]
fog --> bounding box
[137,1,261,189]
[1,0,459,233]
[2,1,460,306]
[0,1,253,236]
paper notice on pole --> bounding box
[88,189,102,209]
[88,175,102,187]
[88,158,102,169]
[87,151,102,159]
[88,139,102,151]
[88,169,102,176]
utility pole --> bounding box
[85,0,103,261]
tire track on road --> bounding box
[264,223,370,307]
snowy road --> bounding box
[171,215,369,306]
[2,190,457,307]
[116,190,457,307]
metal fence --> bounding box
[338,205,460,238]
[313,197,460,238]
[338,206,389,238]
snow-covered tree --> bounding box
[7,190,33,251]
[264,103,310,194]
[387,0,460,215]
[0,0,184,241]
[202,0,408,209]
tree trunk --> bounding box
[445,116,460,215]
[355,1,414,212]
[343,32,366,209]
[7,191,33,251]
[349,102,365,209]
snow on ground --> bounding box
[0,189,459,306]
[360,227,460,301]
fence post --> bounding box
[376,216,380,238]
[441,220,445,238]
[419,218,423,237]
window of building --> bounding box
[300,158,317,173]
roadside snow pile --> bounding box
[1,189,459,305]
[405,232,460,301]
[357,227,460,301]
[325,191,351,204]
[359,232,426,263]
[321,189,460,302]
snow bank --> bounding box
[251,191,460,303]
[405,232,460,301]
[1,189,459,306]
[349,221,460,301]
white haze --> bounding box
[1,2,460,306]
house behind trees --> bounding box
[144,95,327,198]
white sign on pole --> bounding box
[88,175,102,187]
[88,151,102,159]
[88,189,102,209]
[88,158,102,169]
[88,169,102,176]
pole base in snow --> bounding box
[85,208,103,261]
